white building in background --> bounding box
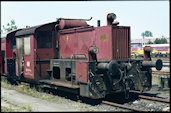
[131,38,170,48]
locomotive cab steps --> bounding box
[39,79,80,89]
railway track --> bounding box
[129,90,170,104]
[138,95,170,104]
[102,100,146,112]
[162,61,170,63]
[163,63,170,67]
[162,61,170,67]
[102,91,170,112]
[152,58,170,62]
[152,71,170,76]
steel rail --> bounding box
[129,90,170,104]
[138,95,170,104]
[163,61,170,63]
[163,62,170,67]
[102,100,146,112]
[152,71,170,76]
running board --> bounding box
[39,79,80,89]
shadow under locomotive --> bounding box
[21,83,161,106]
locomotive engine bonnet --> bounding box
[58,19,89,30]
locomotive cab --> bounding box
[6,22,57,83]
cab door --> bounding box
[16,35,35,79]
[16,37,24,77]
[23,36,35,79]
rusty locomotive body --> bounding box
[1,13,163,99]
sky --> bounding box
[1,1,170,40]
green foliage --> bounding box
[145,30,153,37]
[160,38,167,44]
[26,104,32,112]
[3,19,18,32]
[154,38,160,44]
[147,40,153,44]
[1,106,16,112]
[154,38,167,44]
[141,30,153,40]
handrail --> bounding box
[71,54,87,59]
[56,17,92,21]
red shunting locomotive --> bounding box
[1,13,163,99]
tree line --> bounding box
[1,19,18,35]
[141,30,168,44]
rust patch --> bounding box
[100,34,108,42]
[63,35,69,43]
[51,82,80,89]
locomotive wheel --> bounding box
[90,75,106,98]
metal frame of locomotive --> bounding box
[1,13,163,99]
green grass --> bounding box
[25,104,32,112]
[1,78,59,103]
[1,78,14,90]
[1,97,33,112]
[1,106,16,112]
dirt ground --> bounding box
[1,87,81,112]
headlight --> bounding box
[93,47,99,54]
[89,46,99,54]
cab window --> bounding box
[24,36,31,55]
[11,37,16,49]
[37,31,52,49]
